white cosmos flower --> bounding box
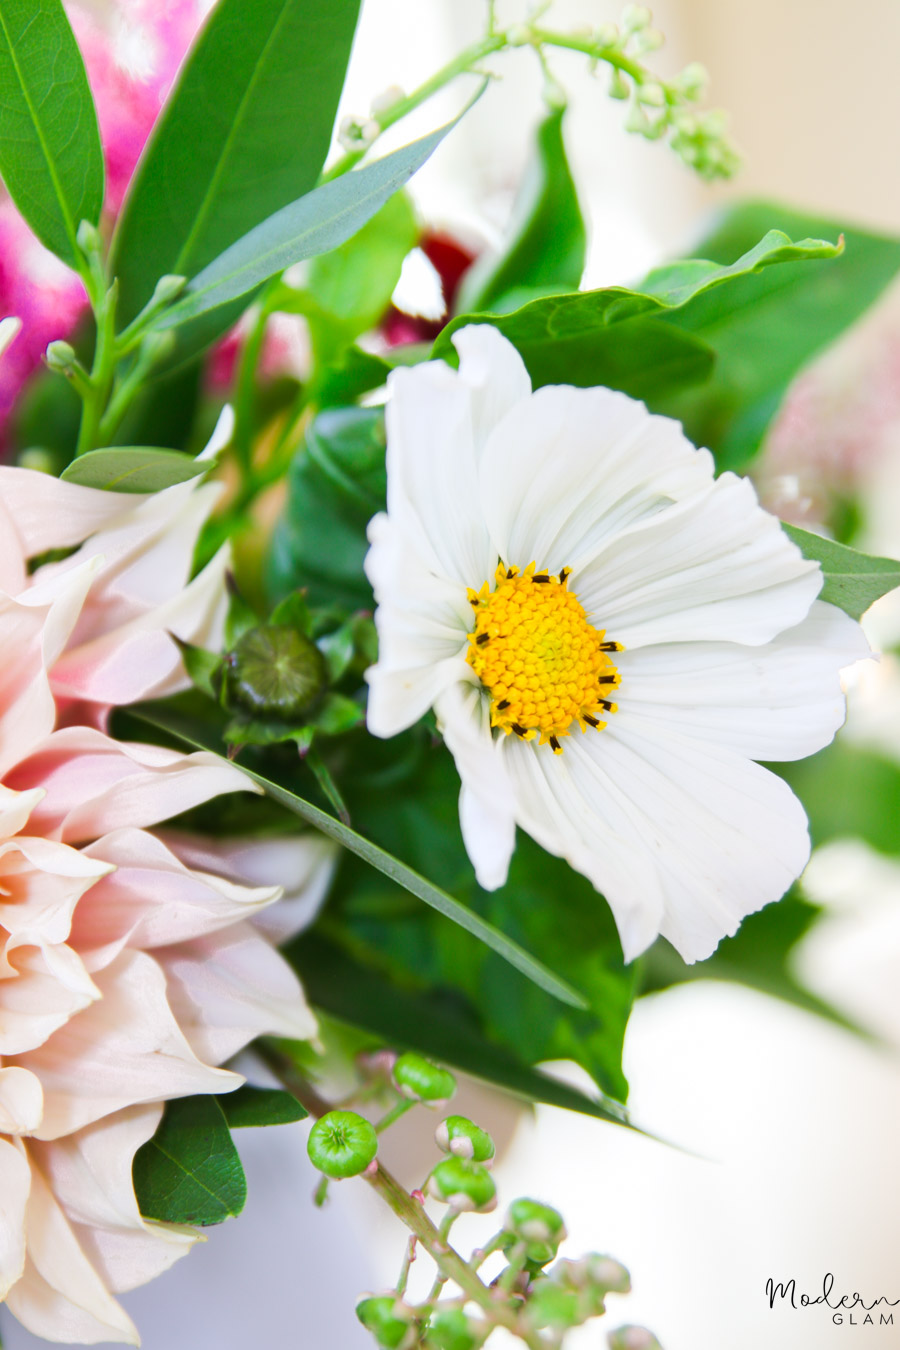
[364,325,871,964]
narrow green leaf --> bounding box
[60,447,206,493]
[307,189,419,342]
[133,1095,246,1226]
[217,1085,308,1128]
[289,933,633,1129]
[129,703,588,1012]
[0,0,103,265]
[457,106,586,314]
[783,524,900,619]
[154,108,478,331]
[111,0,362,325]
[434,229,841,402]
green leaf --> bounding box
[307,190,419,343]
[288,932,634,1130]
[656,202,900,469]
[0,0,103,265]
[217,1085,308,1128]
[175,639,222,701]
[129,702,588,1012]
[266,406,385,609]
[111,0,362,326]
[783,524,900,619]
[133,1095,246,1226]
[457,106,586,314]
[60,447,206,493]
[152,109,475,332]
[434,228,840,404]
[314,345,393,409]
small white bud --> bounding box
[637,81,665,107]
[449,1135,475,1159]
[45,340,78,374]
[337,115,380,152]
[370,84,405,116]
[594,23,619,47]
[621,4,652,34]
[507,23,532,46]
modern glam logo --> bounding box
[766,1273,898,1326]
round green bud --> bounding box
[435,1115,495,1163]
[356,1295,418,1349]
[425,1307,482,1350]
[428,1158,497,1212]
[526,1277,581,1330]
[579,1255,631,1295]
[307,1111,377,1179]
[503,1198,567,1266]
[607,1326,663,1350]
[225,625,327,719]
[393,1052,456,1104]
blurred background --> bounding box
[3,2,900,1348]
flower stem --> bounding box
[76,281,118,456]
[374,1098,415,1134]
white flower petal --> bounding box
[575,472,821,648]
[578,716,811,962]
[451,322,532,448]
[435,681,516,890]
[478,382,713,571]
[616,600,871,761]
[0,1067,43,1135]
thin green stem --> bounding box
[396,1235,417,1296]
[470,1230,506,1272]
[374,1098,415,1135]
[528,26,646,83]
[76,281,118,457]
[323,33,505,182]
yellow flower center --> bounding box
[465,562,622,754]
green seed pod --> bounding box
[307,1111,377,1179]
[428,1158,496,1212]
[434,1115,495,1163]
[607,1326,664,1350]
[503,1198,567,1266]
[526,1277,581,1330]
[225,625,327,719]
[425,1307,482,1350]
[356,1295,418,1349]
[393,1052,457,1104]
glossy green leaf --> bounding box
[60,447,206,493]
[656,201,900,469]
[457,106,586,314]
[434,228,841,403]
[266,406,385,609]
[133,1095,246,1226]
[153,110,475,331]
[0,0,103,265]
[314,345,392,409]
[784,524,900,619]
[111,0,362,325]
[128,703,588,1011]
[289,932,634,1130]
[217,1085,308,1128]
[307,190,419,342]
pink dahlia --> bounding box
[0,353,332,1340]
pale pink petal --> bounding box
[16,950,240,1139]
[0,468,147,556]
[73,827,286,953]
[158,923,318,1064]
[0,945,99,1055]
[30,1105,199,1296]
[8,728,259,843]
[0,1136,30,1299]
[5,1164,139,1345]
[0,835,113,950]
[158,829,338,943]
[0,1067,43,1135]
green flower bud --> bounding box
[393,1053,456,1104]
[225,625,327,719]
[428,1158,497,1212]
[607,1326,664,1350]
[307,1111,377,1179]
[149,273,187,307]
[621,4,651,33]
[435,1116,495,1163]
[45,340,78,375]
[76,219,102,257]
[356,1295,418,1349]
[504,1198,567,1265]
[526,1277,581,1330]
[425,1307,482,1350]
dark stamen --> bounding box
[549,735,561,752]
[599,641,620,652]
[598,675,617,685]
[598,699,614,712]
[584,713,600,727]
[497,699,510,710]
[476,633,490,646]
[512,723,526,737]
[533,574,550,584]
[506,568,515,579]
